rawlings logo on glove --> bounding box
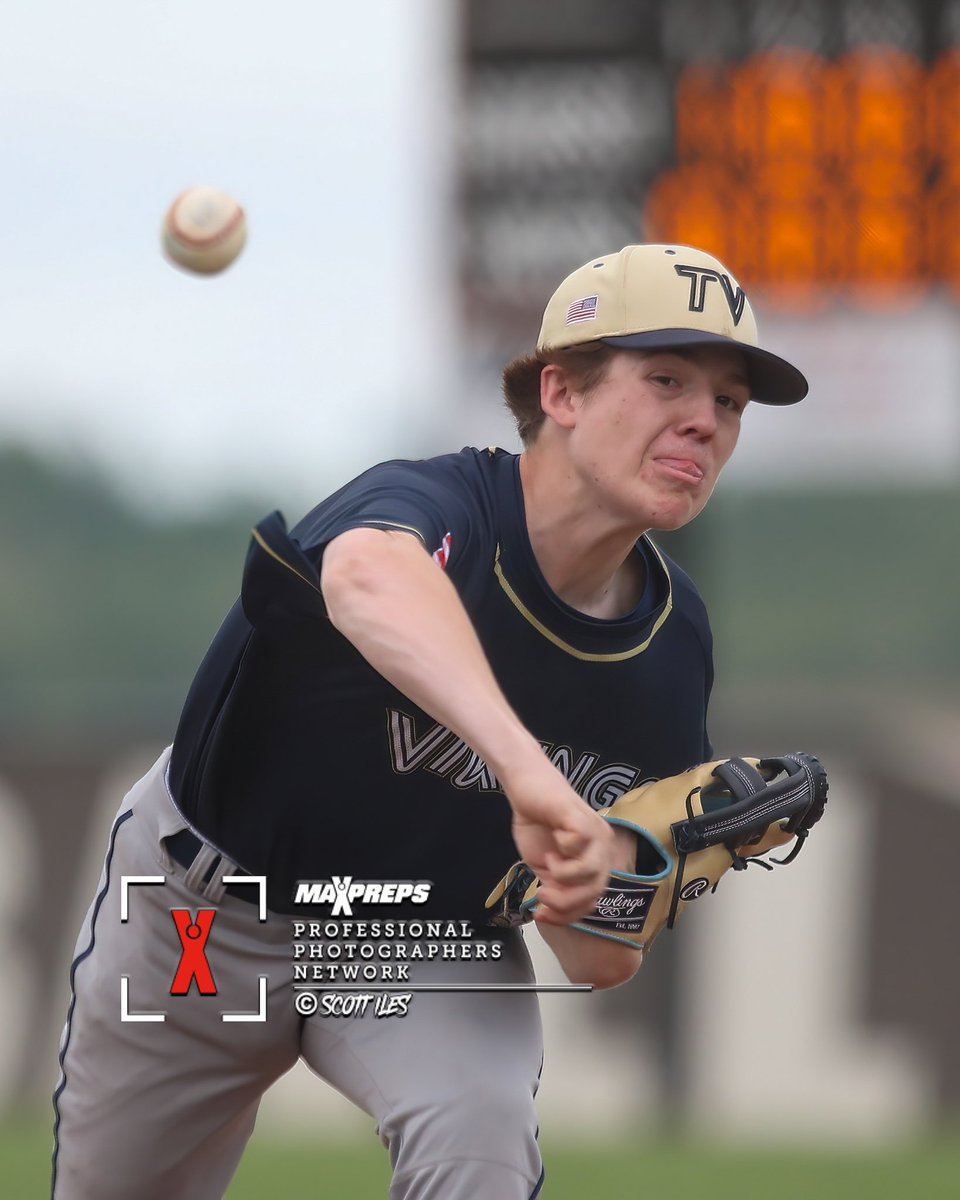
[590,885,656,930]
[486,752,828,952]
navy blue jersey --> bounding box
[169,447,714,921]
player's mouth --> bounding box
[653,457,705,484]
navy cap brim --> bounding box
[600,329,808,406]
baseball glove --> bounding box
[486,753,827,951]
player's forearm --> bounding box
[320,527,543,782]
[536,922,643,991]
[535,824,643,989]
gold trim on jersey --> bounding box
[251,527,323,592]
[355,520,427,544]
[250,521,426,594]
[492,540,673,662]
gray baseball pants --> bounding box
[52,749,545,1199]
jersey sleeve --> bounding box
[240,457,481,630]
[292,458,474,561]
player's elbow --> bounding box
[543,927,644,991]
[570,946,644,991]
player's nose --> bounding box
[674,386,719,439]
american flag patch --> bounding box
[565,294,598,324]
[432,531,453,570]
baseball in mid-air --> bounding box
[161,185,247,275]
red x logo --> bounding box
[170,909,218,996]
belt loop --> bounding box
[183,843,221,894]
[169,828,251,905]
[200,852,241,904]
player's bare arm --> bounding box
[536,825,643,990]
[320,524,615,924]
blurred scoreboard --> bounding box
[457,0,960,483]
[459,0,960,316]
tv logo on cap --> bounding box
[674,264,746,325]
[293,877,432,916]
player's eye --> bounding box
[716,394,745,414]
[650,374,677,388]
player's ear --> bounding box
[539,363,579,430]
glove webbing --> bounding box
[671,756,816,855]
[665,756,817,928]
[716,752,820,867]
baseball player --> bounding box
[52,243,809,1199]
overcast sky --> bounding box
[2,2,957,513]
[0,0,461,514]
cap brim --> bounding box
[600,329,808,406]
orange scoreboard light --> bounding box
[645,46,960,311]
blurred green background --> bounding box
[5,444,957,733]
[7,1119,960,1199]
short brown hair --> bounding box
[501,344,619,445]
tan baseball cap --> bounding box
[537,244,808,405]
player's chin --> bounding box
[635,477,713,531]
[646,496,709,532]
[660,474,721,527]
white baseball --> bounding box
[162,185,247,275]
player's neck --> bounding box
[518,450,647,619]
